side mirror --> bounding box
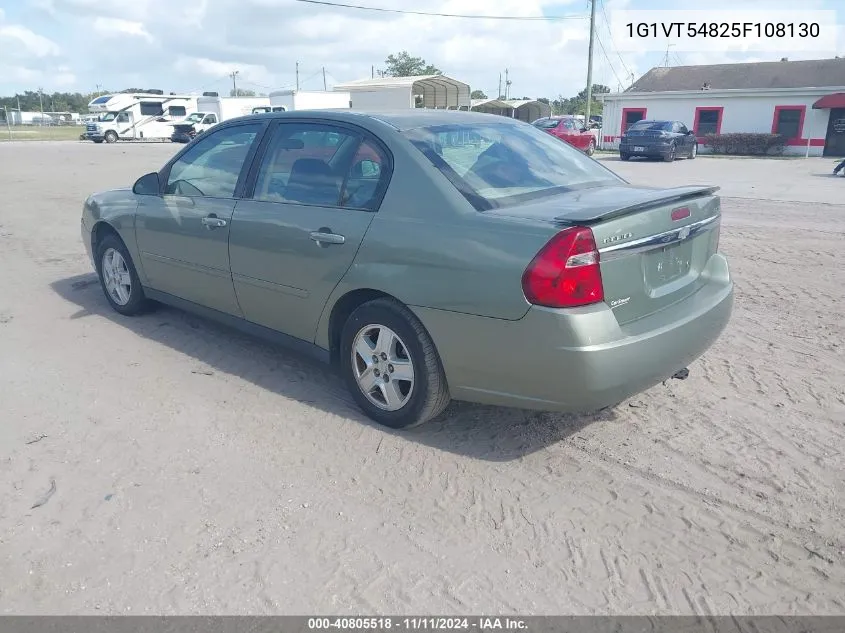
[687,130,695,135]
[133,172,160,196]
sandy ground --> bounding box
[0,142,843,615]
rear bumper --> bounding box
[620,142,673,157]
[411,253,733,413]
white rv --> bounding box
[83,92,198,143]
[268,90,351,112]
[196,95,271,120]
[168,95,273,142]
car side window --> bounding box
[677,123,689,134]
[116,112,130,123]
[165,123,262,198]
[252,123,359,207]
[203,115,217,124]
[340,140,390,211]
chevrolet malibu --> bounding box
[81,109,733,429]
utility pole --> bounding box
[296,62,300,90]
[4,106,11,141]
[504,68,511,99]
[322,66,327,91]
[38,87,44,125]
[498,73,502,99]
[230,70,239,96]
[95,83,102,95]
[584,0,597,124]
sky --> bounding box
[0,0,842,100]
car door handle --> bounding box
[309,230,345,246]
[202,215,227,229]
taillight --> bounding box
[522,227,604,308]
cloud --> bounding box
[0,25,61,57]
[92,17,154,42]
[173,57,274,88]
[4,0,843,97]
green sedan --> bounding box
[80,109,733,429]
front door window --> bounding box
[165,123,263,198]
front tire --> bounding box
[663,143,676,162]
[340,298,450,429]
[689,143,697,159]
[585,138,596,156]
[104,131,118,144]
[95,233,151,316]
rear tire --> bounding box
[586,139,596,156]
[94,233,152,316]
[340,298,450,429]
[620,152,630,161]
[104,131,118,144]
[689,143,697,159]
[663,143,676,162]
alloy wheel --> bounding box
[351,324,415,411]
[101,248,132,306]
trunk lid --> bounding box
[487,184,722,325]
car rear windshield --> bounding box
[532,119,560,129]
[628,121,672,131]
[403,122,620,211]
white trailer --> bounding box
[83,93,198,143]
[196,96,272,121]
[167,96,273,143]
[268,90,351,112]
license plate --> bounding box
[633,146,645,152]
[648,244,692,286]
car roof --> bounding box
[222,108,524,132]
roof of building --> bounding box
[333,74,469,91]
[471,98,511,109]
[503,99,543,108]
[627,57,845,93]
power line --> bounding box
[598,0,632,79]
[595,33,625,89]
[292,0,586,20]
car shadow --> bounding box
[51,274,612,462]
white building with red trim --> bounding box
[599,58,845,157]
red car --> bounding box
[532,116,597,155]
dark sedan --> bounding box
[619,120,698,162]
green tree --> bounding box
[0,90,97,113]
[471,89,487,99]
[384,51,442,77]
[230,88,256,97]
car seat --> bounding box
[284,158,340,206]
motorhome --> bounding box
[168,95,272,142]
[268,90,351,112]
[196,95,272,120]
[84,92,198,143]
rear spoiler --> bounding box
[555,185,720,226]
